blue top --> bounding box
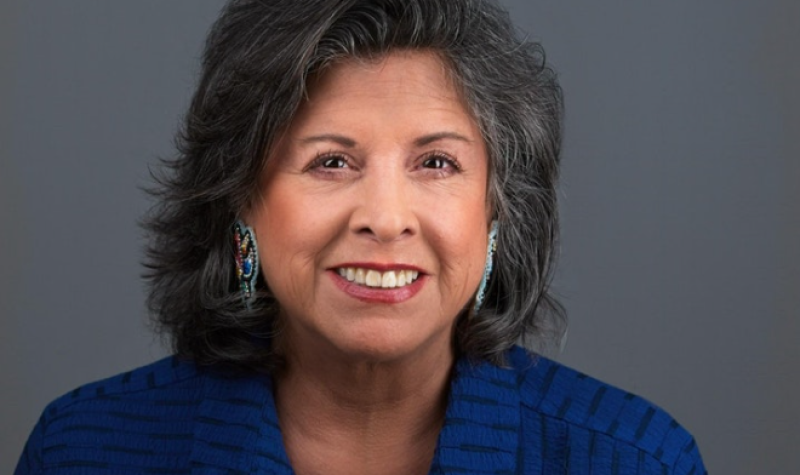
[15,346,705,474]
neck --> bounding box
[274,339,455,475]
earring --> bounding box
[233,220,259,307]
[473,220,499,313]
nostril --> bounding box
[349,199,418,242]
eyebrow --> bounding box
[413,132,474,147]
[299,134,357,147]
[299,131,473,148]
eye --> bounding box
[422,157,449,169]
[420,151,461,175]
[304,152,352,172]
[319,155,349,169]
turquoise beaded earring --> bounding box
[233,220,259,308]
[473,220,499,313]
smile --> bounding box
[336,267,420,289]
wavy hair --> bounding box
[144,0,565,373]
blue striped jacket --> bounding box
[15,346,705,474]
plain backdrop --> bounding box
[2,1,798,473]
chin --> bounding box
[326,322,450,363]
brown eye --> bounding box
[321,156,348,168]
[303,152,356,178]
[420,152,460,173]
[422,157,449,169]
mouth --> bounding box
[328,263,426,304]
[335,267,421,289]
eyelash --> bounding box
[303,149,463,176]
[419,150,462,173]
[304,151,351,173]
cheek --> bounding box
[430,210,489,299]
[255,190,313,293]
[420,177,490,295]
[252,185,332,296]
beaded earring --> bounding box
[473,220,499,314]
[233,220,259,307]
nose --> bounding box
[348,165,418,243]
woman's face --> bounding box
[248,51,490,362]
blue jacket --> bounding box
[15,346,705,474]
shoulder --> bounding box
[43,355,205,417]
[506,346,706,474]
[16,357,289,475]
[15,356,217,474]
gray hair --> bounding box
[144,0,565,372]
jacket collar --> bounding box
[433,354,521,473]
[190,353,522,474]
[191,370,293,475]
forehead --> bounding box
[291,50,477,134]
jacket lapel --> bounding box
[188,355,523,475]
[434,356,521,474]
[190,370,294,475]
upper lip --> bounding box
[330,262,426,273]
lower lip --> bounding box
[329,271,426,304]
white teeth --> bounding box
[381,271,397,288]
[337,267,420,288]
[365,269,382,287]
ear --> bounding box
[238,202,258,229]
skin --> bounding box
[246,50,490,475]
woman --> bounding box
[16,0,705,474]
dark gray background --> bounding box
[2,1,798,473]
